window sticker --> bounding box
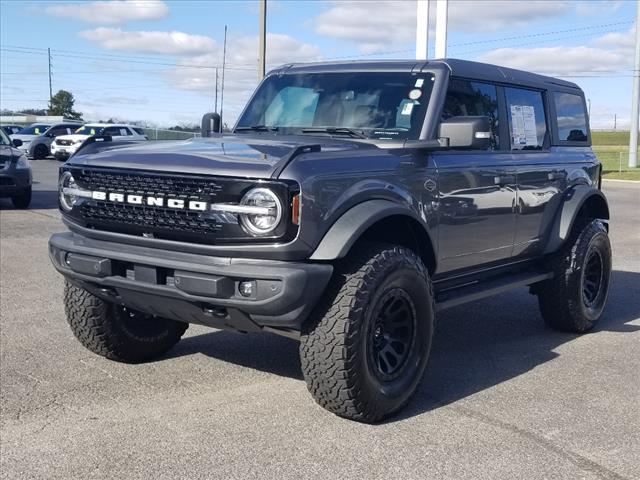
[414,78,425,88]
[401,102,415,115]
[510,105,538,146]
[409,89,422,100]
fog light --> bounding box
[238,281,254,297]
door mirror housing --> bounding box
[201,112,221,137]
[438,116,492,149]
[12,138,23,147]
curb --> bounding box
[602,178,639,184]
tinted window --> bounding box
[46,126,69,137]
[18,124,51,135]
[133,127,146,135]
[442,79,499,149]
[103,127,126,136]
[554,92,588,142]
[237,72,435,140]
[505,87,547,150]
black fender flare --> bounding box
[309,199,434,261]
[543,185,609,254]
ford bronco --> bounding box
[49,59,611,423]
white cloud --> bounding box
[314,0,572,53]
[476,46,631,76]
[79,27,216,55]
[45,0,169,25]
[164,33,323,124]
[593,27,636,51]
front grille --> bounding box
[0,177,15,186]
[57,139,73,146]
[65,167,293,244]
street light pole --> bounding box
[416,0,430,60]
[434,0,448,58]
[258,0,267,80]
[629,0,640,168]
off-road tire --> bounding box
[538,219,611,333]
[64,281,188,363]
[33,143,49,160]
[11,187,31,209]
[300,243,434,423]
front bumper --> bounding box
[0,169,32,197]
[49,232,333,334]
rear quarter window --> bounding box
[505,87,548,150]
[554,92,588,142]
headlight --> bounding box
[16,155,30,169]
[239,187,282,235]
[59,171,79,211]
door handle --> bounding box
[494,175,516,185]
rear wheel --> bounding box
[11,186,31,209]
[300,243,434,423]
[33,143,49,160]
[64,281,188,363]
[537,219,611,333]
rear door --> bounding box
[507,87,582,258]
[434,79,517,273]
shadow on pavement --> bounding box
[0,190,59,210]
[165,269,640,420]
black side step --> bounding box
[434,270,553,312]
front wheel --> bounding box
[300,244,434,423]
[64,281,188,363]
[11,187,31,209]
[537,219,612,333]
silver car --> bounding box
[28,122,83,159]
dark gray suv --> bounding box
[49,59,611,422]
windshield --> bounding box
[74,125,104,135]
[0,129,11,146]
[18,124,50,135]
[236,72,435,140]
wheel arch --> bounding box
[543,185,610,255]
[309,200,437,274]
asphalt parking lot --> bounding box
[1,160,638,479]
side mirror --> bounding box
[438,116,491,149]
[12,139,23,147]
[201,112,221,137]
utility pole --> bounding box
[214,67,218,113]
[416,0,430,60]
[258,0,267,80]
[48,47,53,102]
[629,0,640,168]
[220,25,227,133]
[614,114,617,130]
[434,0,448,58]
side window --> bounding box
[133,127,145,136]
[103,127,121,136]
[554,92,588,142]
[442,79,499,149]
[505,87,548,150]
[47,126,66,137]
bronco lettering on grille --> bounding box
[91,191,208,212]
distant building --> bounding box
[0,115,73,126]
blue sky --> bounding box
[0,0,637,129]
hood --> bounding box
[55,134,90,143]
[11,134,36,142]
[68,134,372,179]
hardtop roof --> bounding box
[276,58,580,91]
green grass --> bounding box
[591,131,639,180]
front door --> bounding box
[433,78,516,274]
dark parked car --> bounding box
[0,129,32,208]
[49,59,611,423]
[1,125,22,137]
[28,122,84,159]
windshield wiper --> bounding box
[235,125,279,132]
[300,127,367,139]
